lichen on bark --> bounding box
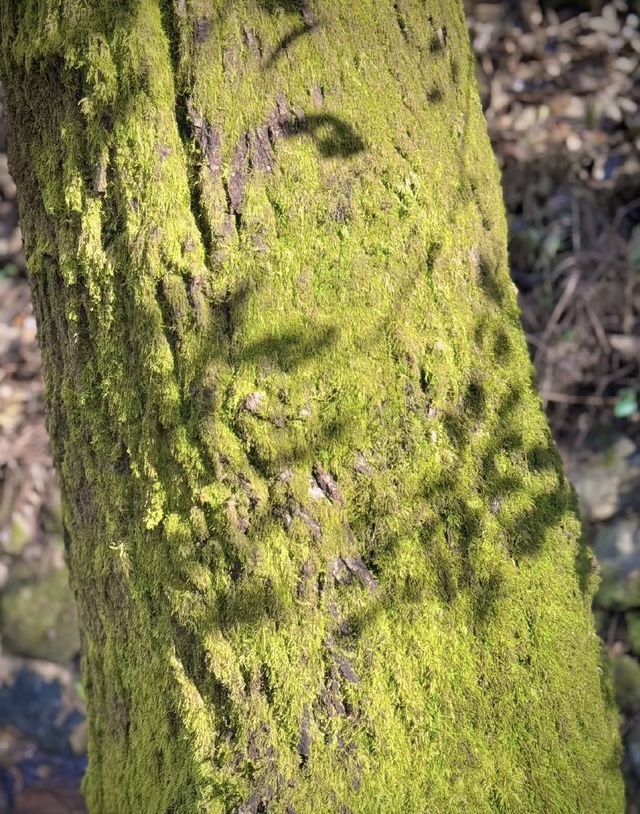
[0,0,624,812]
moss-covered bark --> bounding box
[0,1,624,811]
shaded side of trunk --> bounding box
[0,1,623,812]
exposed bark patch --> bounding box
[268,93,295,143]
[308,477,327,501]
[280,508,293,530]
[187,273,208,325]
[223,46,240,74]
[317,668,347,717]
[187,101,222,181]
[235,772,290,814]
[157,144,172,162]
[393,2,409,43]
[228,94,362,207]
[244,392,264,415]
[228,134,249,216]
[335,655,359,684]
[310,84,324,108]
[229,498,250,533]
[237,472,260,512]
[293,503,322,541]
[300,0,319,30]
[354,451,372,476]
[298,704,312,764]
[276,484,323,540]
[194,17,212,43]
[331,555,377,592]
[249,126,275,174]
[247,722,275,764]
[430,26,448,54]
[93,154,108,195]
[220,96,295,226]
[325,637,359,683]
[312,464,343,504]
[243,25,262,59]
[297,558,316,600]
[235,789,271,814]
[328,602,353,638]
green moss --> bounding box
[0,0,623,811]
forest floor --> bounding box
[1,0,640,811]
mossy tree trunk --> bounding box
[0,1,624,811]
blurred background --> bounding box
[0,0,639,810]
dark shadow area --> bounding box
[238,324,339,372]
[280,114,365,159]
[256,0,307,12]
[219,0,319,68]
[200,263,584,643]
[265,0,320,68]
[426,84,445,104]
[265,24,309,67]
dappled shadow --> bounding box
[238,323,339,372]
[280,114,365,159]
[185,262,587,647]
[255,0,307,12]
[216,0,319,69]
[144,0,592,649]
[265,24,310,67]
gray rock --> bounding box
[611,654,640,713]
[593,517,640,610]
[1,569,80,663]
[565,435,640,522]
[593,516,640,561]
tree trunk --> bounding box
[0,1,624,811]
